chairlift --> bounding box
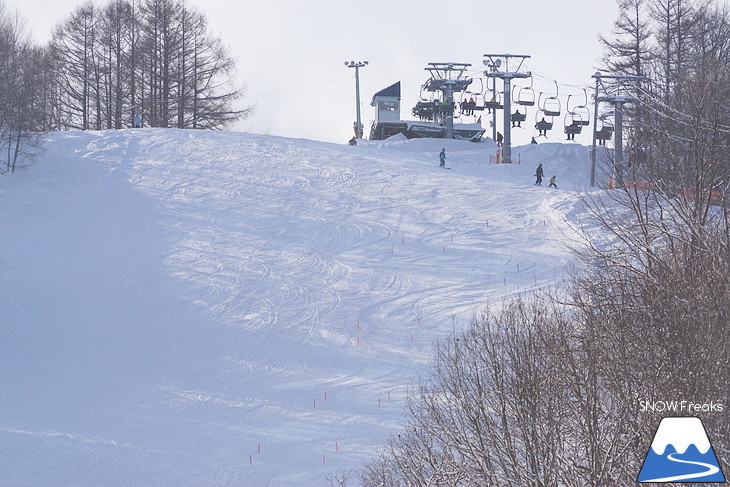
[471,92,486,111]
[568,90,590,126]
[564,112,584,135]
[484,91,504,110]
[412,100,435,121]
[595,115,614,142]
[511,109,527,126]
[538,81,561,117]
[534,110,553,136]
[458,91,484,116]
[513,75,535,106]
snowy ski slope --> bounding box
[0,129,599,486]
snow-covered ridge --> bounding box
[0,129,598,485]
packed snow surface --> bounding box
[0,129,600,486]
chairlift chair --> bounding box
[458,92,483,116]
[534,109,553,136]
[568,90,591,126]
[515,85,536,106]
[484,91,504,110]
[564,112,583,135]
[574,106,591,126]
[538,81,561,117]
[412,100,435,121]
[511,109,527,127]
[469,93,484,112]
[514,75,536,106]
[539,93,561,118]
[595,116,614,141]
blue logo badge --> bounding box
[638,417,725,483]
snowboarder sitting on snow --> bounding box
[348,136,357,146]
[439,148,446,167]
[535,163,544,185]
[549,175,557,188]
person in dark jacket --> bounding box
[535,163,544,185]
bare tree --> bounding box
[49,0,251,131]
[649,0,697,101]
[362,297,580,487]
[600,0,653,78]
[0,3,44,173]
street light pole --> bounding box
[345,60,368,139]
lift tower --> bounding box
[590,73,647,187]
[483,54,531,164]
[422,63,472,139]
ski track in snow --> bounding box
[0,129,597,486]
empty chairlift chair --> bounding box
[514,75,536,107]
[539,82,561,117]
[568,90,591,126]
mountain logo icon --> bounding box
[637,417,726,483]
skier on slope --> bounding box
[549,175,557,188]
[535,163,544,186]
[439,148,446,167]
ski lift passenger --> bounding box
[536,117,548,136]
[487,96,495,114]
[567,120,579,141]
[512,109,522,128]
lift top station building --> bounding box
[369,63,485,142]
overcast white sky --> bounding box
[8,0,622,145]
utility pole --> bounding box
[422,62,472,139]
[590,73,647,187]
[345,60,368,138]
[483,54,531,164]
